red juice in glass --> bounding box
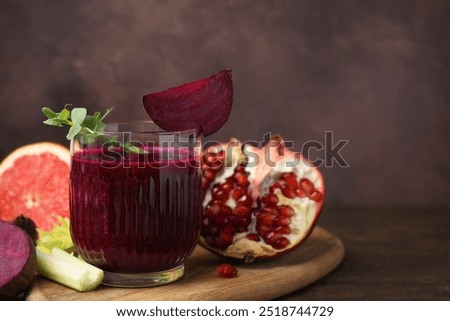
[69,122,202,287]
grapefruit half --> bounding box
[0,142,70,231]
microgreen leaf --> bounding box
[42,107,57,119]
[71,108,87,124]
[43,118,61,127]
[58,108,71,121]
[66,122,81,140]
[42,105,146,154]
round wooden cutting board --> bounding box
[26,226,344,301]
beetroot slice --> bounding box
[0,219,36,298]
[142,69,233,136]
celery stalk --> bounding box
[36,249,104,291]
[51,248,104,286]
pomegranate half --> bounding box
[199,135,325,262]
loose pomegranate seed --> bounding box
[261,193,279,207]
[280,184,296,199]
[299,178,314,195]
[277,205,295,217]
[272,237,290,249]
[217,263,238,278]
[246,233,260,241]
[309,190,323,202]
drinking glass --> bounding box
[69,121,202,287]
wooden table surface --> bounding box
[280,207,450,300]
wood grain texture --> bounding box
[282,207,450,300]
[26,226,344,301]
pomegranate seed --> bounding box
[209,225,220,236]
[273,215,291,227]
[234,172,249,187]
[236,194,253,207]
[281,184,296,199]
[299,178,314,195]
[272,237,290,249]
[202,153,214,166]
[282,172,298,189]
[219,180,234,192]
[205,204,221,218]
[237,217,251,227]
[263,231,282,245]
[217,263,238,278]
[310,190,323,202]
[220,224,235,234]
[275,225,291,234]
[231,187,245,200]
[263,207,278,214]
[209,156,225,171]
[218,232,234,247]
[261,193,279,207]
[269,182,282,193]
[256,224,272,235]
[208,162,224,172]
[295,188,308,198]
[203,169,216,182]
[214,215,229,226]
[212,189,228,201]
[277,205,295,217]
[220,205,233,216]
[201,177,210,190]
[246,233,260,241]
[209,199,222,205]
[234,206,251,217]
[257,212,274,226]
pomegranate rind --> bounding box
[143,70,233,136]
[0,142,70,231]
[199,137,325,261]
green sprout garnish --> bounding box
[42,104,146,154]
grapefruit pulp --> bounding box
[0,142,70,231]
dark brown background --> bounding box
[0,0,449,207]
